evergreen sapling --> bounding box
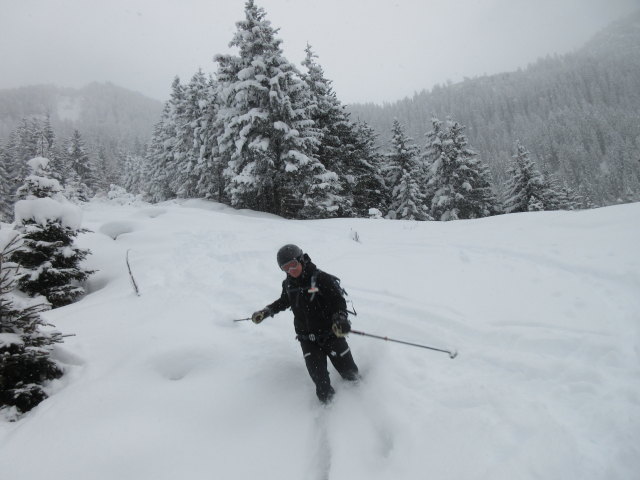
[424,117,498,220]
[10,157,94,308]
[0,229,64,414]
[384,119,430,220]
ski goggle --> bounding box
[280,259,299,272]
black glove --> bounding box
[331,311,351,337]
[252,308,272,324]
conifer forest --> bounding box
[1,1,639,223]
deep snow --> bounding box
[1,199,639,480]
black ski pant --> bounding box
[299,336,359,403]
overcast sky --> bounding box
[0,0,637,105]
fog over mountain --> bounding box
[347,12,640,205]
[0,82,163,154]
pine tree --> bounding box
[2,119,45,220]
[0,146,13,222]
[558,180,583,210]
[384,120,430,220]
[62,169,91,204]
[503,141,555,213]
[171,70,209,198]
[302,45,387,217]
[301,44,345,172]
[0,229,63,414]
[36,114,56,159]
[215,0,339,218]
[122,153,147,195]
[94,144,118,193]
[62,130,97,201]
[5,119,39,192]
[10,157,93,308]
[194,76,226,202]
[37,115,65,184]
[146,77,184,202]
[144,112,170,201]
[300,44,356,215]
[540,166,563,211]
[349,122,388,216]
[15,156,60,201]
[425,118,499,221]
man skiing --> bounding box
[252,244,359,404]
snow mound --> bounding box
[99,221,138,240]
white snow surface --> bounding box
[1,199,639,480]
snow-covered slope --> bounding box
[1,199,639,480]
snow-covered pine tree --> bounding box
[539,166,563,211]
[36,114,56,159]
[503,141,556,213]
[577,184,597,209]
[424,117,499,221]
[301,44,346,173]
[62,169,91,204]
[36,115,65,185]
[10,157,93,308]
[0,147,12,222]
[146,77,185,202]
[122,153,147,195]
[2,121,37,221]
[194,76,227,202]
[93,144,120,194]
[170,70,209,199]
[384,120,430,220]
[300,44,356,215]
[144,112,170,201]
[15,156,60,201]
[349,122,388,217]
[5,119,39,194]
[62,130,96,201]
[0,227,63,414]
[301,45,387,217]
[607,138,640,203]
[394,170,431,221]
[557,180,583,210]
[215,1,340,218]
[14,118,39,163]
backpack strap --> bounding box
[312,270,357,316]
[308,270,319,301]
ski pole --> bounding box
[233,317,252,322]
[349,329,458,359]
[126,249,140,297]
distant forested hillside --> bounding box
[348,12,640,205]
[0,82,162,159]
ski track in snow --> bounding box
[1,200,639,480]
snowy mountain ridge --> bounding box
[1,199,639,479]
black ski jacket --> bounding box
[267,255,347,335]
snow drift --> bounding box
[1,199,638,480]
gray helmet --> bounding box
[277,244,303,267]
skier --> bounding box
[252,244,359,404]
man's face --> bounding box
[281,259,303,278]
